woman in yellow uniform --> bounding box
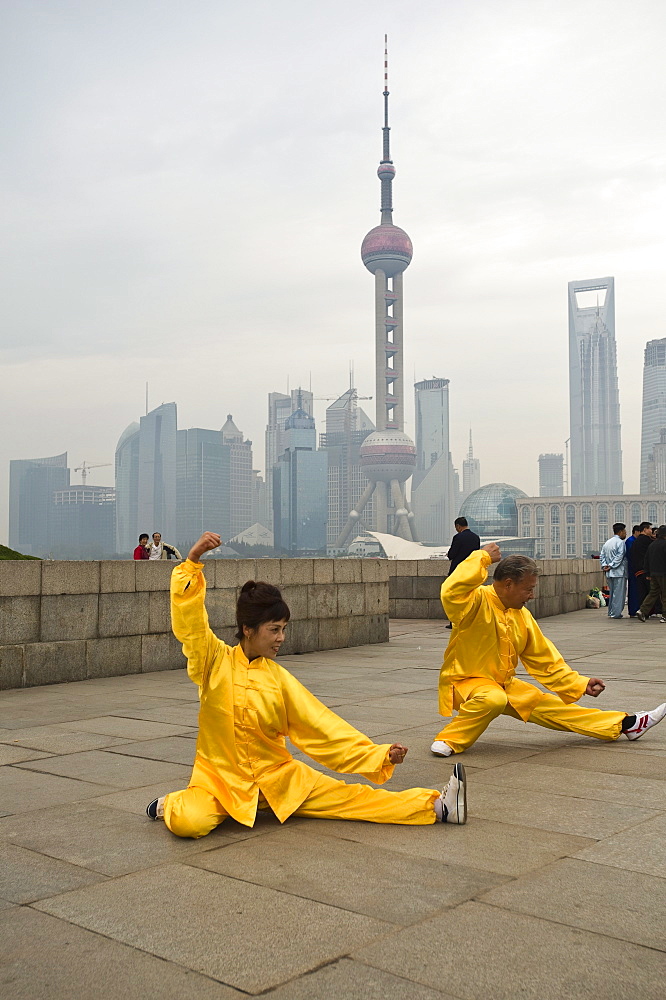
[147,531,466,835]
[430,544,666,757]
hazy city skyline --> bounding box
[2,0,666,544]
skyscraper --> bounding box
[176,428,229,551]
[322,388,375,547]
[335,39,417,548]
[221,414,253,539]
[568,277,623,495]
[265,389,314,526]
[411,378,455,543]
[645,428,666,494]
[462,430,481,501]
[273,405,327,553]
[115,422,140,553]
[538,453,564,497]
[640,338,666,493]
[137,402,178,542]
[251,470,270,530]
[50,485,116,559]
[8,452,70,556]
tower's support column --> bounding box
[404,497,419,542]
[390,479,412,541]
[374,481,389,533]
[333,481,375,551]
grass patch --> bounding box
[0,544,40,560]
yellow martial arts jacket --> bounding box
[439,550,589,720]
[171,560,395,826]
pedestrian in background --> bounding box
[133,533,150,560]
[148,531,182,561]
[444,517,480,629]
[625,525,641,617]
[637,525,666,623]
[599,523,628,619]
[628,522,654,613]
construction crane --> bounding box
[313,392,372,402]
[74,461,112,485]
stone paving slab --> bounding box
[0,766,118,814]
[0,907,245,1000]
[188,825,508,924]
[0,745,52,766]
[0,841,107,903]
[107,703,202,726]
[525,745,666,779]
[468,781,658,839]
[290,815,594,877]
[471,759,666,805]
[0,801,231,876]
[54,715,197,740]
[0,726,133,754]
[35,863,393,995]
[573,812,666,877]
[353,900,666,999]
[104,735,198,766]
[478,856,666,951]
[16,749,193,787]
[265,958,457,999]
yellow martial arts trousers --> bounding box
[435,678,626,754]
[164,771,438,838]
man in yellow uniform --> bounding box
[430,544,666,757]
[146,532,467,835]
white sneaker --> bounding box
[624,703,666,741]
[431,740,454,757]
[437,763,467,824]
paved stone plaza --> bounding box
[0,610,664,998]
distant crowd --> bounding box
[600,521,666,621]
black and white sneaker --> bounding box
[437,763,467,824]
[624,704,666,741]
[146,798,159,819]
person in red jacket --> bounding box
[133,533,150,559]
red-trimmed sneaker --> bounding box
[624,703,666,741]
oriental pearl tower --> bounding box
[335,37,418,548]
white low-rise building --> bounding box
[516,495,666,558]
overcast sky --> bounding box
[2,0,666,543]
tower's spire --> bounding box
[378,34,395,224]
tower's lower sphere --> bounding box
[361,223,413,276]
[360,429,417,483]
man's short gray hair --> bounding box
[494,554,539,583]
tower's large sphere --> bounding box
[360,429,417,483]
[361,224,413,276]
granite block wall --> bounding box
[0,558,389,690]
[388,558,604,620]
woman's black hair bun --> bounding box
[240,580,257,594]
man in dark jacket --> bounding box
[629,522,654,611]
[444,517,481,628]
[637,525,666,622]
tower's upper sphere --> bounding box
[361,224,413,276]
[377,162,396,180]
[360,429,417,483]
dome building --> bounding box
[460,483,528,538]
